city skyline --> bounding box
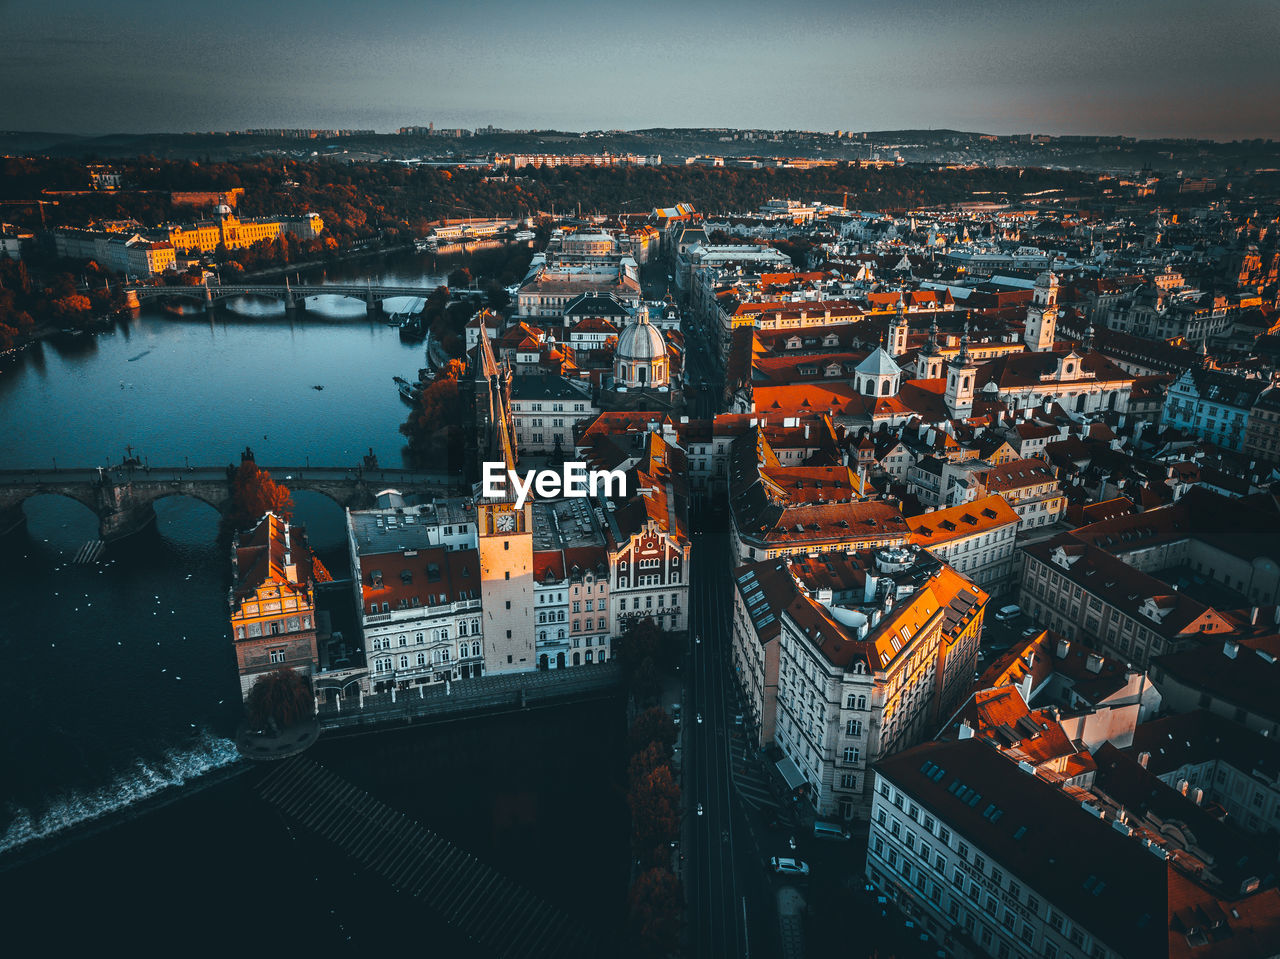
[3,0,1278,140]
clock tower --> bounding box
[477,486,535,674]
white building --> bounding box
[869,737,1172,959]
[732,548,987,821]
[346,493,486,691]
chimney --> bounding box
[1138,751,1150,769]
[1086,653,1104,674]
[958,721,974,740]
[1251,607,1260,626]
[804,422,810,439]
[1056,638,1070,659]
[1223,639,1239,660]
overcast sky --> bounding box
[1,0,1276,139]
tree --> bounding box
[629,707,677,756]
[245,667,313,731]
[231,459,294,530]
[400,361,467,467]
[628,764,681,865]
[626,868,682,959]
[616,618,683,675]
[627,741,670,790]
[629,656,663,706]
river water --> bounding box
[0,246,628,947]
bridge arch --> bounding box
[3,491,103,546]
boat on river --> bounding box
[393,375,420,404]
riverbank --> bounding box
[0,697,630,952]
[237,240,415,280]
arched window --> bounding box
[539,630,547,642]
[558,629,566,640]
[417,653,426,666]
[471,641,481,657]
[399,655,408,669]
[881,381,890,395]
[398,635,407,647]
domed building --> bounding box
[853,344,903,397]
[614,306,669,389]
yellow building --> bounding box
[167,210,323,254]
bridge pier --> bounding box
[123,289,141,311]
[0,502,26,539]
[365,297,383,321]
[100,502,157,542]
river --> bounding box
[0,245,628,948]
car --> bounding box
[770,857,810,877]
[696,803,703,816]
[994,604,1021,622]
[1021,625,1041,638]
[696,713,703,724]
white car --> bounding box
[770,857,810,877]
[696,713,703,724]
[696,803,704,816]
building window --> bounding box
[269,648,285,663]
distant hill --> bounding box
[0,131,89,154]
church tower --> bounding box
[1024,270,1058,352]
[472,329,535,674]
[889,298,909,358]
[916,315,944,379]
[945,323,978,418]
[476,480,535,675]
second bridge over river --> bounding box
[0,463,463,542]
[125,281,484,316]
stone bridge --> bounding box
[0,464,462,541]
[125,281,481,316]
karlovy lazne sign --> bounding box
[481,461,627,509]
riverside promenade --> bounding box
[315,662,623,734]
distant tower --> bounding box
[1083,322,1095,353]
[889,298,909,358]
[916,315,944,379]
[945,323,978,418]
[1024,270,1059,352]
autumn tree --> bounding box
[400,359,467,469]
[627,741,670,790]
[628,764,681,866]
[231,458,294,530]
[628,707,677,757]
[626,868,682,959]
[245,667,313,731]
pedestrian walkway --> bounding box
[258,756,595,959]
[316,661,622,733]
[777,886,807,959]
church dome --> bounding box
[614,307,669,389]
[615,307,667,363]
[854,347,900,378]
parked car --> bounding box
[770,857,810,877]
[994,604,1021,622]
[812,821,851,841]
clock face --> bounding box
[495,511,516,533]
